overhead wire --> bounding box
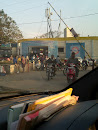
[34,3,48,38]
[64,12,98,20]
[1,0,34,7]
[17,12,98,26]
[9,4,47,15]
[36,15,46,37]
[18,21,46,25]
[52,12,98,22]
[7,0,32,6]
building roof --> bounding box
[18,36,98,43]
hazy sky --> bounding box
[0,0,98,38]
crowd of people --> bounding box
[8,55,29,73]
[6,54,50,73]
[5,52,89,76]
[6,54,62,73]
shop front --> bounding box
[29,46,48,58]
[20,40,58,58]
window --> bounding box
[58,47,64,52]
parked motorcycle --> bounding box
[35,60,41,70]
[82,60,88,70]
[82,62,87,70]
[67,63,76,84]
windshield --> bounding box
[0,0,98,98]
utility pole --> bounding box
[58,10,61,37]
[59,10,61,32]
[45,8,53,38]
[45,8,48,38]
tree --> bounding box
[0,9,23,44]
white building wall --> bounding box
[17,43,22,56]
[12,47,17,56]
[93,40,98,59]
[64,28,73,37]
[58,41,65,59]
[58,39,98,59]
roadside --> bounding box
[0,67,91,96]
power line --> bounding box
[51,12,98,22]
[37,15,45,37]
[7,0,32,6]
[17,12,98,25]
[18,21,46,25]
[63,12,98,20]
[1,0,33,7]
[9,4,47,15]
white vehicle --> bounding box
[35,60,41,70]
[87,59,96,66]
[76,57,83,64]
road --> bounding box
[0,68,91,94]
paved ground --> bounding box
[0,67,92,94]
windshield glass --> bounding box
[0,0,98,98]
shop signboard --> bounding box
[1,44,11,47]
[66,43,85,59]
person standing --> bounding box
[56,55,61,64]
[26,55,29,63]
[26,55,29,72]
[40,55,44,70]
[13,56,18,73]
[13,56,17,65]
[10,55,13,63]
[17,55,21,73]
[21,55,25,72]
[82,56,88,70]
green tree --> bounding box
[0,9,23,44]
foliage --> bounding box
[0,9,23,43]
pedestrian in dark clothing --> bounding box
[13,56,19,73]
[40,55,44,70]
[13,56,17,64]
[21,55,25,72]
[82,56,88,66]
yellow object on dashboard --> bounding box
[27,88,73,112]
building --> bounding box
[64,27,80,38]
[18,36,98,60]
[17,40,58,58]
[64,28,73,38]
[59,37,98,59]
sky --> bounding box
[0,0,98,38]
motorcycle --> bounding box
[35,60,41,70]
[82,61,88,70]
[46,63,55,80]
[63,65,67,76]
[56,62,64,71]
[67,63,76,84]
